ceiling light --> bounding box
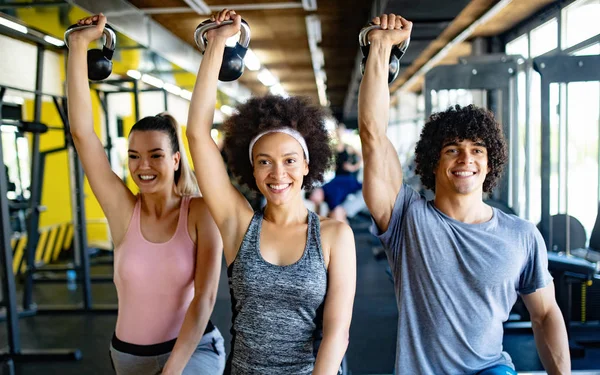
[305,15,328,107]
[0,17,28,34]
[43,35,64,47]
[269,83,288,97]
[127,70,142,80]
[220,105,235,116]
[244,48,261,71]
[163,82,182,95]
[141,74,164,88]
[257,69,278,87]
[302,0,317,11]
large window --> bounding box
[506,34,529,58]
[562,0,600,49]
[504,0,600,237]
[530,19,558,57]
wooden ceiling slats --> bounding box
[390,0,557,94]
[126,0,557,114]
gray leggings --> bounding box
[109,328,225,375]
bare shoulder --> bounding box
[189,195,208,210]
[319,216,354,247]
[188,195,213,221]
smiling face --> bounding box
[434,139,489,197]
[127,130,180,194]
[252,132,309,206]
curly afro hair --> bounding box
[414,104,507,193]
[221,95,334,192]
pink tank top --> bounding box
[114,195,196,345]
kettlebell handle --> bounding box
[194,19,251,53]
[358,24,410,54]
[64,24,116,51]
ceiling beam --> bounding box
[0,1,68,9]
[140,2,308,15]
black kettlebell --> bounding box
[64,23,116,81]
[194,19,251,82]
[359,23,410,84]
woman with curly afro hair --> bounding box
[186,9,356,375]
[358,12,568,375]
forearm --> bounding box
[162,295,215,374]
[186,37,226,141]
[66,44,95,138]
[313,330,349,375]
[532,305,571,374]
[358,41,392,143]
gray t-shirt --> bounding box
[371,184,552,375]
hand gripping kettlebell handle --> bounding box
[64,24,116,51]
[194,19,251,53]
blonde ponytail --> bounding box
[158,113,199,196]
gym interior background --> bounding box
[0,0,599,374]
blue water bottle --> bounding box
[66,269,77,291]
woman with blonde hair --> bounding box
[66,13,225,375]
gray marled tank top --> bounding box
[225,209,327,375]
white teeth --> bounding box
[268,184,290,190]
[454,171,475,177]
[139,175,156,181]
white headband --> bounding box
[249,128,310,166]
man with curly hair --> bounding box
[186,9,356,375]
[358,13,570,375]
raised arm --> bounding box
[66,14,135,244]
[358,14,412,232]
[186,9,252,260]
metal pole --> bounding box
[163,89,168,112]
[23,44,45,309]
[61,96,93,310]
[71,147,92,309]
[540,75,552,251]
[500,88,511,204]
[0,87,22,354]
[564,84,570,255]
[524,63,532,220]
[133,80,140,121]
[510,74,520,214]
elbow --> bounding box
[195,291,217,311]
[186,128,200,143]
[69,128,85,143]
[325,328,350,348]
[340,330,350,347]
[337,330,350,351]
[531,305,560,332]
[358,121,383,146]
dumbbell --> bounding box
[64,23,116,81]
[359,23,410,84]
[194,19,251,82]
